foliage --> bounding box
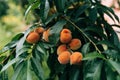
[0,0,120,80]
[0,0,9,18]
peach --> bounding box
[35,27,45,34]
[69,38,82,50]
[70,52,83,65]
[26,32,40,44]
[58,51,71,64]
[57,44,67,55]
[60,29,72,43]
[43,28,50,42]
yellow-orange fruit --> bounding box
[60,29,72,43]
[57,44,67,55]
[69,38,82,50]
[58,51,71,64]
[43,29,50,42]
[70,52,83,65]
[35,27,45,34]
[26,32,40,44]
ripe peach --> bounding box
[35,27,45,34]
[57,44,67,55]
[26,32,40,44]
[58,51,71,64]
[60,29,72,43]
[70,52,83,65]
[43,28,50,42]
[69,38,82,50]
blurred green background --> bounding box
[0,0,35,49]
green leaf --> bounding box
[45,13,58,25]
[11,33,24,41]
[105,62,117,80]
[11,62,24,80]
[69,66,80,80]
[49,20,66,45]
[83,60,103,80]
[54,0,66,12]
[25,1,40,19]
[1,58,20,73]
[26,60,32,80]
[89,7,97,22]
[104,49,120,60]
[97,40,116,49]
[85,25,107,39]
[0,41,17,54]
[40,0,50,23]
[82,51,105,61]
[81,43,90,55]
[27,0,35,4]
[36,42,46,55]
[31,57,44,80]
[107,59,120,75]
[75,3,90,19]
[16,44,31,58]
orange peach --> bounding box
[70,52,83,65]
[69,38,82,50]
[60,29,72,43]
[58,51,71,64]
[43,28,50,42]
[26,32,40,44]
[35,27,45,34]
[57,44,67,55]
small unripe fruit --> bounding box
[43,29,50,42]
[58,51,71,64]
[69,38,82,50]
[60,29,72,43]
[35,27,45,34]
[26,32,40,44]
[70,52,83,65]
[57,44,67,55]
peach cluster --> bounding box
[57,29,83,65]
[26,27,51,44]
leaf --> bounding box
[36,42,46,55]
[54,0,66,12]
[49,20,66,45]
[26,60,32,80]
[27,0,35,4]
[25,4,33,19]
[1,58,20,73]
[31,57,44,80]
[11,33,24,41]
[98,4,119,23]
[11,62,24,80]
[40,0,50,23]
[82,51,105,61]
[105,62,117,80]
[0,41,17,54]
[81,43,90,55]
[97,40,116,49]
[69,66,80,80]
[25,1,40,19]
[89,7,97,22]
[75,3,90,19]
[103,49,120,60]
[16,44,31,58]
[45,13,58,25]
[109,31,119,48]
[83,60,103,80]
[107,59,120,75]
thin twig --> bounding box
[64,16,101,54]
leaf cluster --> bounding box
[0,0,120,80]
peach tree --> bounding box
[0,0,120,80]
